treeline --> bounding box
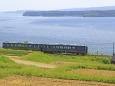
[23,10,115,17]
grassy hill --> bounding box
[0,49,115,83]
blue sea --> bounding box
[0,13,115,55]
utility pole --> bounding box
[113,42,115,55]
[112,42,115,64]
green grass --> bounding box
[0,55,14,63]
[21,52,111,64]
[0,48,31,56]
[0,55,45,78]
[0,49,115,83]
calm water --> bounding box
[0,13,115,55]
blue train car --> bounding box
[3,42,88,55]
[42,44,88,55]
[3,42,41,51]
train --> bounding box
[2,42,88,55]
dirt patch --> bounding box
[6,55,76,68]
[6,55,57,69]
[67,69,115,77]
[0,76,115,86]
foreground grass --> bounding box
[0,49,115,83]
[0,55,44,78]
[0,48,31,56]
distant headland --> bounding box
[22,6,115,17]
[23,10,115,17]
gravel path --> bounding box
[7,56,57,69]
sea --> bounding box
[0,13,115,55]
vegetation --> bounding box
[0,49,31,56]
[23,10,115,17]
[0,49,115,83]
[0,55,44,78]
[21,52,111,64]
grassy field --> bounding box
[0,49,31,56]
[0,49,115,83]
[21,52,111,64]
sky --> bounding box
[0,0,115,12]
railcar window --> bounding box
[67,46,68,49]
[53,46,55,49]
[72,47,75,49]
[10,44,13,46]
[60,46,63,49]
[79,47,83,50]
[15,44,17,46]
[69,47,71,49]
[64,46,67,49]
[24,45,26,47]
[18,44,21,47]
[81,47,84,50]
[25,45,28,47]
[7,44,9,46]
[65,46,67,49]
[79,47,84,50]
[69,47,72,49]
[23,45,25,47]
[29,45,32,47]
[78,47,81,50]
[22,45,24,47]
[32,45,34,47]
[64,47,66,49]
[12,44,15,46]
[66,47,68,49]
